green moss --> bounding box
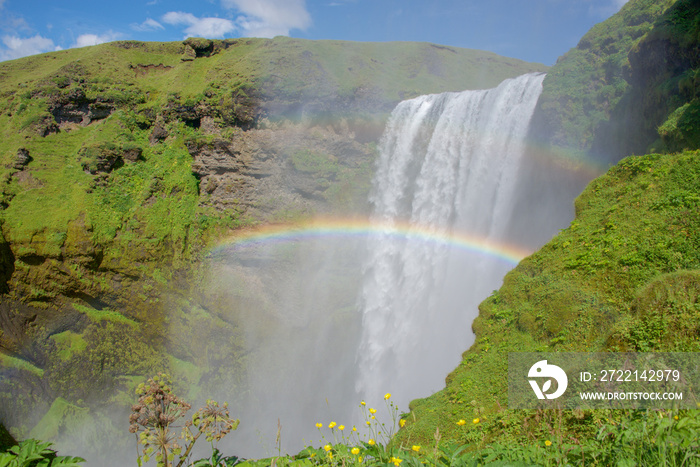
[72,303,138,328]
[290,150,339,177]
[28,398,90,441]
[657,99,700,151]
[0,353,44,378]
[50,331,88,362]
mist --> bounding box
[187,71,588,459]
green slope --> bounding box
[396,149,700,456]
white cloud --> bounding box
[221,0,311,37]
[162,11,236,38]
[0,34,58,61]
[132,18,164,32]
[73,31,120,48]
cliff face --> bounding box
[0,37,546,453]
[613,0,700,154]
[528,0,679,165]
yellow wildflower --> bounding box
[674,415,679,420]
[366,421,371,426]
[384,393,392,400]
[472,418,480,424]
[412,445,420,452]
[399,419,406,428]
[353,426,357,432]
[390,456,403,466]
[361,401,366,406]
[369,408,377,414]
[358,457,363,463]
[368,439,375,446]
[371,415,376,420]
[339,425,345,431]
[315,423,322,428]
[324,444,332,452]
[457,419,466,426]
[328,452,333,460]
[329,421,337,429]
[545,440,552,447]
[351,447,360,455]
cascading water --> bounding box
[224,72,551,456]
[355,72,547,409]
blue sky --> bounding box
[0,0,629,65]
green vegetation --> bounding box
[1,0,700,463]
[634,0,700,154]
[129,374,238,467]
[391,149,700,458]
[0,36,542,456]
[146,391,698,466]
[531,0,674,151]
[0,438,84,466]
[529,0,699,163]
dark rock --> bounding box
[50,87,113,127]
[11,148,32,170]
[123,147,143,162]
[79,143,124,175]
[189,139,240,178]
[88,102,113,120]
[183,38,214,57]
[149,123,169,145]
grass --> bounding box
[393,149,700,454]
[72,303,139,328]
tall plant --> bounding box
[129,374,239,467]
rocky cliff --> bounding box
[527,0,700,166]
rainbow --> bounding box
[207,217,534,266]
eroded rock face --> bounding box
[186,123,375,219]
[149,123,169,145]
[49,88,114,129]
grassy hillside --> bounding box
[622,0,700,154]
[0,37,546,274]
[395,149,700,460]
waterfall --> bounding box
[355,72,546,408]
[222,73,549,457]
